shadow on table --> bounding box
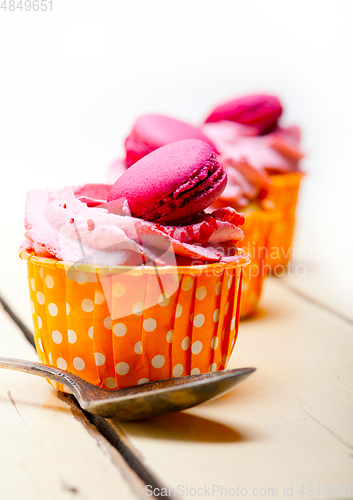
[119,412,250,443]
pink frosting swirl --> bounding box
[22,184,246,267]
[202,121,304,208]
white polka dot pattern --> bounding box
[193,314,205,328]
[134,341,142,354]
[73,357,85,371]
[143,318,157,332]
[196,286,207,300]
[181,276,193,291]
[45,275,54,289]
[158,293,170,307]
[105,377,117,389]
[94,291,105,304]
[113,323,127,337]
[191,341,202,355]
[181,336,190,350]
[115,362,130,375]
[52,330,62,344]
[37,292,45,305]
[48,303,58,317]
[138,378,149,385]
[211,337,219,350]
[57,358,67,370]
[152,355,165,368]
[25,251,244,392]
[132,302,144,316]
[94,353,105,366]
[213,309,220,322]
[68,330,77,344]
[81,299,94,313]
[76,272,87,285]
[173,364,183,377]
[103,316,112,329]
[175,304,183,318]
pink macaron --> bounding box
[205,94,283,135]
[108,140,227,225]
[124,113,217,166]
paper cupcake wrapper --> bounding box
[264,172,303,270]
[239,208,279,318]
[20,249,250,391]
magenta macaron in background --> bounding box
[124,113,217,166]
[108,139,227,225]
[204,94,283,135]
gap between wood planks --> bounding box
[0,293,173,500]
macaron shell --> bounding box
[145,163,227,225]
[108,140,226,225]
[125,114,217,166]
[205,94,283,134]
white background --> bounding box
[0,0,352,308]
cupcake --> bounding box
[107,112,278,317]
[20,140,250,391]
[203,94,305,277]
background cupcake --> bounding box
[202,94,305,276]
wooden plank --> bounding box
[280,218,353,321]
[107,279,353,500]
[0,306,146,500]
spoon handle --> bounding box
[0,356,81,395]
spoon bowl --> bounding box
[0,356,255,420]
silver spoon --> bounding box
[0,356,255,420]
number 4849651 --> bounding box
[0,0,52,11]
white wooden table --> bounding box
[1,223,352,500]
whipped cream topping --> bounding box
[202,121,304,208]
[23,184,245,266]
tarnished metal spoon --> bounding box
[0,356,255,420]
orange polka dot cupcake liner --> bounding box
[239,208,279,318]
[19,249,250,391]
[264,172,304,271]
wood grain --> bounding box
[0,306,146,500]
